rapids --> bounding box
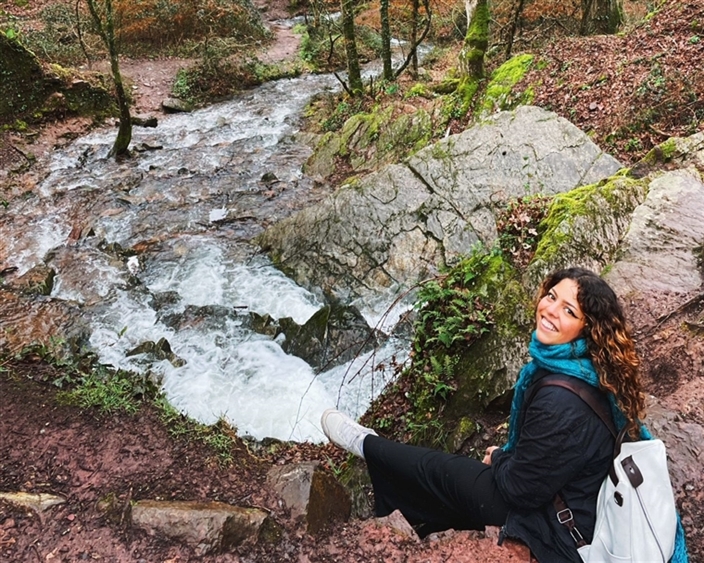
[1,56,411,442]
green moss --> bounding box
[465,1,489,45]
[530,174,649,273]
[405,83,433,99]
[478,53,534,115]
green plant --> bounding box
[414,249,498,351]
[155,396,237,467]
[624,137,643,152]
[58,367,142,414]
[321,98,365,132]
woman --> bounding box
[321,267,688,563]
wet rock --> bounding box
[130,499,272,555]
[5,264,56,296]
[0,492,66,513]
[159,304,240,332]
[261,171,280,185]
[0,288,89,356]
[126,337,186,367]
[278,301,384,370]
[249,312,279,338]
[267,461,351,534]
[150,291,182,312]
[162,97,193,113]
[132,115,158,127]
[133,142,163,152]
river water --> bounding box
[1,58,409,442]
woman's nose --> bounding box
[545,301,560,316]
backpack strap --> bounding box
[527,376,618,549]
[530,377,617,438]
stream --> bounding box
[1,49,411,443]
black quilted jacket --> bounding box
[490,370,615,563]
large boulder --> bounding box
[258,106,621,303]
[130,500,275,555]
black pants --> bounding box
[363,435,510,534]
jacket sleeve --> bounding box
[490,386,598,508]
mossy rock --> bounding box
[0,32,115,124]
[477,53,535,117]
[0,32,53,121]
[410,250,532,430]
[305,104,435,179]
[630,132,704,178]
[525,172,649,292]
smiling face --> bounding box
[535,278,586,345]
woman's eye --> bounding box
[565,308,576,318]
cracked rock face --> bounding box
[257,106,622,303]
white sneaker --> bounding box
[321,409,377,459]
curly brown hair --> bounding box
[538,268,646,435]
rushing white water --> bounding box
[82,248,406,442]
[0,51,419,442]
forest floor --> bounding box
[1,0,703,561]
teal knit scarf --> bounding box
[503,331,689,563]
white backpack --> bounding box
[578,434,677,562]
[538,379,678,563]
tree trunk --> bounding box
[340,0,363,94]
[505,0,526,60]
[410,0,419,77]
[580,0,623,35]
[86,0,131,157]
[459,0,489,80]
[380,0,392,81]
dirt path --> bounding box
[0,18,301,189]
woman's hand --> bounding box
[483,446,499,466]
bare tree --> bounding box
[85,0,131,158]
[505,0,527,59]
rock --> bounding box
[278,301,383,370]
[524,172,649,293]
[132,115,158,127]
[125,337,186,367]
[130,499,272,555]
[646,399,704,497]
[0,288,89,356]
[267,461,351,534]
[304,106,435,179]
[606,168,704,296]
[373,509,420,542]
[0,492,66,513]
[162,97,193,113]
[6,264,56,296]
[0,33,52,120]
[258,106,622,303]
